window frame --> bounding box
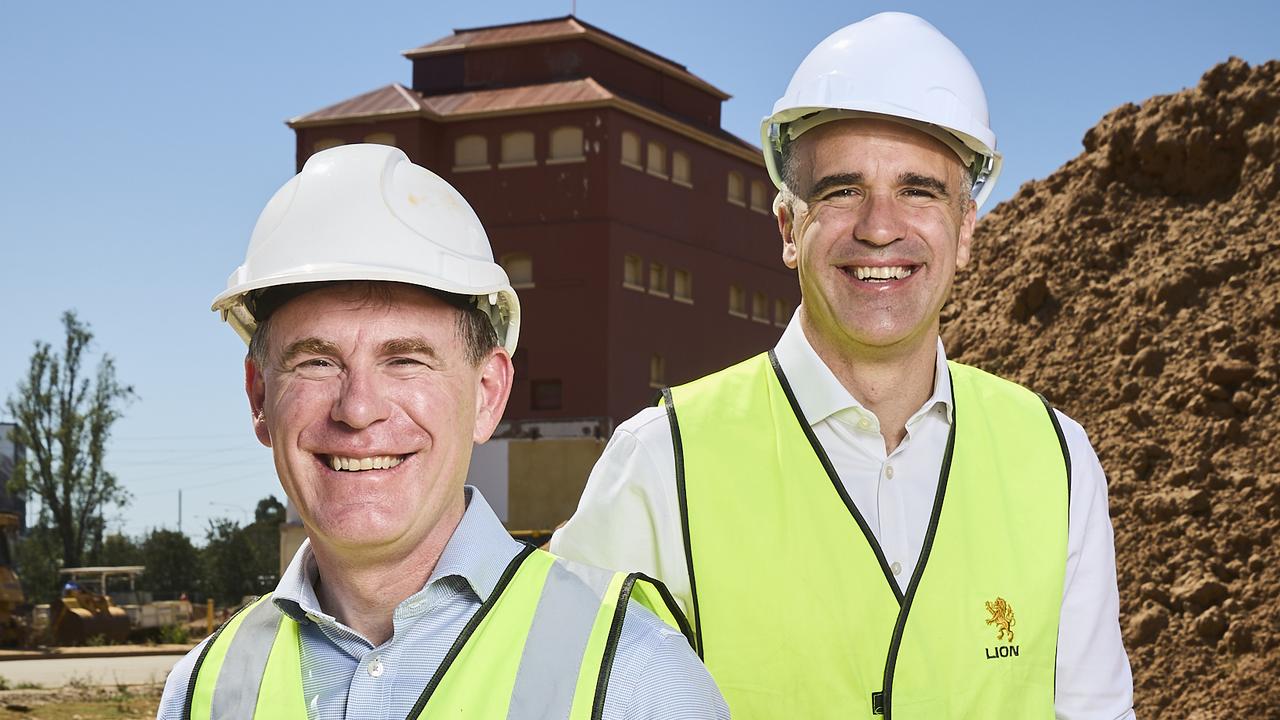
[499,131,537,169]
[547,126,586,165]
[453,134,490,172]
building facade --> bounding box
[287,17,797,428]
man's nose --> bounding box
[331,368,391,429]
[850,191,908,247]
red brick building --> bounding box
[288,17,797,428]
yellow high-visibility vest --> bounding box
[184,546,689,719]
[664,351,1069,719]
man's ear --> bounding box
[245,356,271,448]
[473,348,514,444]
[778,200,799,270]
[955,198,977,270]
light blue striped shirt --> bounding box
[157,487,727,719]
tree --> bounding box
[141,529,199,599]
[201,519,258,605]
[201,496,284,604]
[14,525,62,605]
[96,531,142,567]
[6,311,135,570]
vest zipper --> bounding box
[880,373,955,719]
[771,353,959,719]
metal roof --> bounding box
[288,78,762,165]
[403,16,729,101]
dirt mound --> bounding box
[944,57,1280,718]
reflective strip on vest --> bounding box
[186,548,690,720]
[209,598,285,720]
[508,559,615,718]
[666,352,1067,719]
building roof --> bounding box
[425,77,614,116]
[288,78,761,164]
[290,84,424,124]
[403,16,730,101]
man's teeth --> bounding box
[852,266,914,281]
[328,455,405,471]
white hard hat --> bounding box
[762,12,1004,208]
[212,143,520,353]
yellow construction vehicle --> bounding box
[47,567,133,645]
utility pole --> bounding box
[178,489,183,534]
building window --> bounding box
[646,142,668,179]
[363,132,396,146]
[501,253,534,289]
[621,131,642,170]
[752,292,769,322]
[774,298,790,327]
[649,262,668,296]
[729,285,747,317]
[548,126,585,163]
[672,151,692,187]
[750,180,770,213]
[623,255,644,290]
[673,269,693,303]
[649,354,666,388]
[531,379,563,410]
[313,138,344,153]
[454,134,488,171]
[727,172,745,206]
[500,131,536,167]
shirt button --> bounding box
[857,418,872,431]
[884,465,895,480]
[368,658,384,678]
[891,562,902,576]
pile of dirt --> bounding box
[944,57,1280,718]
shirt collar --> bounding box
[772,311,954,430]
[272,486,525,622]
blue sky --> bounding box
[2,0,1277,540]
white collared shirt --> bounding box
[551,315,1136,720]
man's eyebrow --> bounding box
[899,172,950,197]
[280,337,340,364]
[380,337,440,360]
[807,172,864,200]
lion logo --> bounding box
[985,597,1015,643]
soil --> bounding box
[0,684,160,720]
[944,58,1280,718]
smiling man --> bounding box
[551,12,1135,719]
[157,144,727,719]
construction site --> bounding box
[0,9,1276,720]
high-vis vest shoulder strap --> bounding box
[184,546,690,720]
[665,352,1068,719]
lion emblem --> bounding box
[985,597,1015,643]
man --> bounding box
[552,13,1135,719]
[158,144,728,719]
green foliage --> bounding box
[96,532,142,566]
[201,496,283,605]
[158,623,189,644]
[15,525,62,604]
[141,529,198,597]
[254,496,285,525]
[84,634,109,647]
[5,311,135,572]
